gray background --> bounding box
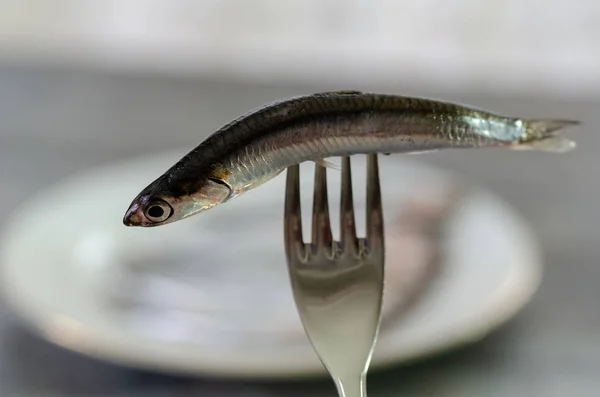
[0,64,597,396]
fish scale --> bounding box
[123,90,579,227]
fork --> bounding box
[284,154,385,397]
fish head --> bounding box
[123,174,232,227]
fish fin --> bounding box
[512,119,580,153]
[511,136,577,153]
[404,149,440,155]
[314,159,340,170]
[383,153,391,156]
[230,168,285,199]
[318,90,363,96]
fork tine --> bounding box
[311,163,333,253]
[340,156,358,255]
[284,164,305,262]
[366,154,384,259]
[284,157,385,397]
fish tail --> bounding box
[511,119,580,153]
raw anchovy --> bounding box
[123,90,578,227]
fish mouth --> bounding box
[123,203,144,227]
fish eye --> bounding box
[144,199,173,223]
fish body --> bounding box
[123,90,578,227]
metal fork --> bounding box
[284,154,385,397]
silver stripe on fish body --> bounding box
[123,90,579,227]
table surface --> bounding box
[0,64,598,397]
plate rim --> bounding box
[0,150,543,379]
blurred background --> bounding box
[0,1,599,396]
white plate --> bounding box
[0,150,542,379]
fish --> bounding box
[123,90,579,227]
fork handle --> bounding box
[333,372,367,397]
